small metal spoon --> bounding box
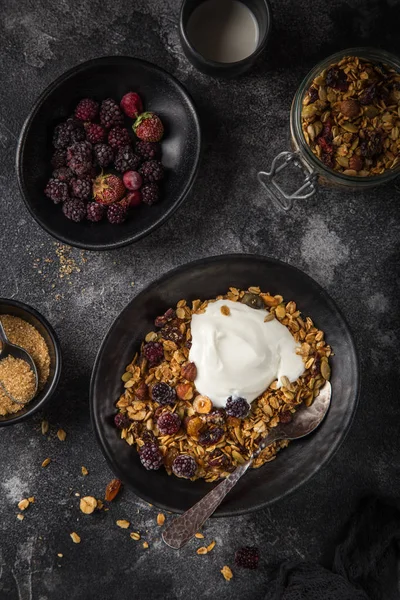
[162,381,332,549]
[0,319,38,405]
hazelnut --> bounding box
[181,362,197,381]
[193,395,213,414]
[185,416,204,437]
[340,99,360,119]
[349,155,363,171]
[176,383,194,401]
[135,381,148,401]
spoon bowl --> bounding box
[0,320,39,404]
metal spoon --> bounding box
[162,381,331,549]
[0,319,38,405]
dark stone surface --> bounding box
[0,0,399,598]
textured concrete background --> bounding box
[0,0,400,598]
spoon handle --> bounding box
[0,319,8,346]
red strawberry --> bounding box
[120,92,143,119]
[92,173,125,206]
[133,112,164,142]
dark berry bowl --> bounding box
[16,56,201,251]
[90,254,359,516]
[0,298,62,427]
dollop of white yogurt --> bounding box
[189,299,304,408]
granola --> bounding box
[301,55,400,176]
[115,287,332,482]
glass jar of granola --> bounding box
[258,47,400,210]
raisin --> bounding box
[359,83,378,105]
[207,449,231,469]
[308,86,319,103]
[105,478,122,502]
[155,308,176,328]
[360,131,383,158]
[161,325,183,343]
[326,67,349,91]
[205,409,226,426]
[321,153,335,169]
[198,427,224,447]
[319,137,333,154]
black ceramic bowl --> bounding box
[180,0,272,77]
[0,299,62,427]
[91,254,359,516]
[16,57,201,251]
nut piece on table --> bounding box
[80,496,97,515]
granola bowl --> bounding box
[90,255,359,515]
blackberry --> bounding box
[235,547,260,570]
[93,143,114,168]
[114,145,140,173]
[114,413,130,429]
[143,341,164,367]
[85,123,106,144]
[172,454,197,479]
[141,183,160,206]
[70,177,92,200]
[151,382,176,406]
[139,442,163,470]
[75,98,99,122]
[107,203,127,224]
[44,179,69,204]
[108,126,131,149]
[139,160,164,183]
[157,412,181,435]
[225,396,250,419]
[53,119,85,149]
[62,198,86,222]
[198,427,224,447]
[51,149,67,169]
[86,202,105,222]
[67,141,93,176]
[100,98,124,129]
[135,140,161,160]
[52,167,74,183]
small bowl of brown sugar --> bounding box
[0,299,62,426]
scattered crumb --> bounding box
[157,513,165,526]
[41,420,49,435]
[18,499,29,511]
[195,533,204,539]
[57,429,67,441]
[57,553,63,558]
[28,496,35,504]
[142,541,149,549]
[41,458,51,468]
[74,492,80,497]
[207,541,216,552]
[130,532,141,541]
[81,466,88,476]
[116,520,130,529]
[221,305,231,316]
[70,532,81,544]
[97,499,104,510]
[197,547,208,555]
[221,566,233,581]
[16,514,24,521]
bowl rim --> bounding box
[90,253,360,516]
[15,55,202,251]
[0,298,62,426]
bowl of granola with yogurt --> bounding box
[90,255,359,515]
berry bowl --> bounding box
[16,56,201,251]
[90,254,359,516]
[0,298,62,427]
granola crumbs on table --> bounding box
[70,532,81,544]
[41,458,51,468]
[57,428,67,441]
[16,514,24,521]
[221,566,233,581]
[116,519,130,529]
[81,466,88,476]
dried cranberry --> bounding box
[325,66,348,92]
[359,83,378,105]
[321,120,333,142]
[308,86,319,103]
[360,131,383,158]
[161,325,183,343]
[198,427,224,447]
[318,137,333,154]
[155,308,176,328]
[321,152,335,169]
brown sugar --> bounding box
[0,356,36,407]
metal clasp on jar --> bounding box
[257,151,317,211]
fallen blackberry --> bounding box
[143,341,164,367]
[107,203,127,224]
[114,145,140,173]
[100,98,124,129]
[172,454,197,479]
[157,412,181,435]
[85,123,106,144]
[70,177,92,200]
[139,442,163,470]
[139,160,164,183]
[75,98,99,122]
[52,167,73,183]
[135,140,161,160]
[44,179,69,204]
[51,149,67,169]
[93,143,114,168]
[198,427,224,447]
[67,141,93,176]
[114,413,130,430]
[225,396,250,418]
[151,382,176,406]
[235,547,260,569]
[62,198,86,222]
[108,126,131,149]
[141,183,160,205]
[86,202,105,222]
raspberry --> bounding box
[151,382,176,406]
[53,119,85,149]
[62,198,86,222]
[107,203,127,224]
[75,98,99,122]
[51,149,67,168]
[123,170,142,190]
[108,126,131,150]
[143,341,164,367]
[67,141,93,176]
[139,160,164,183]
[114,413,130,429]
[100,98,124,129]
[86,202,105,222]
[85,123,106,144]
[139,442,163,470]
[172,454,197,479]
[44,179,69,204]
[157,412,181,435]
[52,167,73,183]
[114,146,140,173]
[225,396,250,418]
[135,140,161,161]
[70,177,92,200]
[120,92,143,118]
[235,547,260,569]
[141,183,160,205]
[93,143,114,168]
[198,427,224,446]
